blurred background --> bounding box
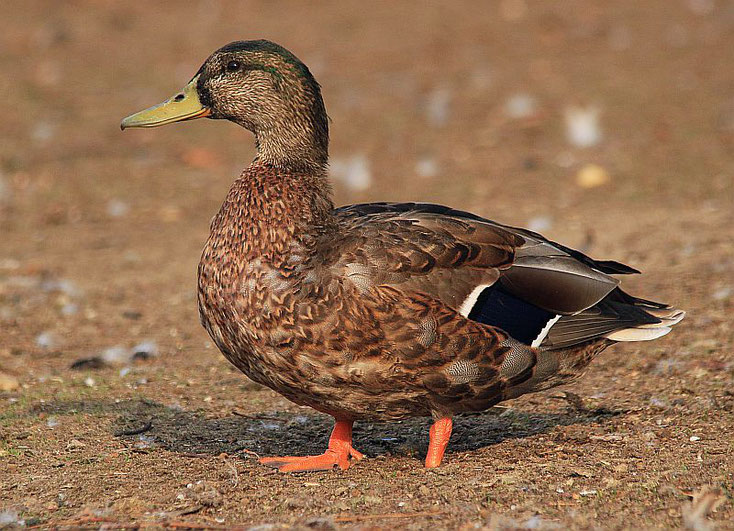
[1,1,732,528]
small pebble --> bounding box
[712,287,731,301]
[505,93,537,119]
[84,376,96,387]
[31,121,57,143]
[527,215,553,233]
[36,331,60,350]
[690,436,701,442]
[425,87,451,127]
[329,155,372,192]
[106,199,130,218]
[576,164,610,189]
[101,346,132,365]
[46,417,59,428]
[565,105,602,148]
[61,303,79,316]
[41,279,81,297]
[415,157,439,178]
[135,434,156,449]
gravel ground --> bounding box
[1,1,732,529]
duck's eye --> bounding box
[226,60,241,73]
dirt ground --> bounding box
[1,1,733,529]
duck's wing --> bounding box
[331,202,517,312]
[326,202,680,416]
[333,202,635,320]
[332,202,680,350]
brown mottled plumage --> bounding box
[122,40,684,471]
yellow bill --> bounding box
[120,75,211,130]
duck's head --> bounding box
[121,40,329,171]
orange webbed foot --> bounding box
[259,419,364,473]
[260,446,364,472]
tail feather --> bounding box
[605,326,671,342]
[604,306,684,342]
[642,307,686,327]
[541,288,684,349]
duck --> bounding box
[121,40,684,472]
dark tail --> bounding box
[539,288,685,350]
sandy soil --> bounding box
[1,1,732,529]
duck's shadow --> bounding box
[31,397,621,460]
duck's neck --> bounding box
[209,163,335,266]
[254,125,328,172]
[249,94,330,173]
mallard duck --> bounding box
[121,40,684,472]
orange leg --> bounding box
[425,417,453,468]
[259,419,364,472]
